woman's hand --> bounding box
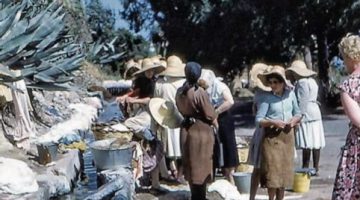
[272,119,287,129]
[125,96,136,104]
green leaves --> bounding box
[0,0,84,91]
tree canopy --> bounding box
[122,0,360,80]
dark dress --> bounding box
[176,86,216,185]
[217,110,239,168]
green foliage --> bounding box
[0,0,85,90]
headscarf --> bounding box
[200,69,223,107]
[181,62,202,95]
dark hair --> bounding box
[266,74,284,83]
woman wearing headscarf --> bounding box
[285,60,325,176]
[247,63,271,200]
[199,69,239,184]
[176,62,218,200]
[256,65,302,200]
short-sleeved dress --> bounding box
[176,86,216,185]
[294,78,325,149]
[332,74,360,200]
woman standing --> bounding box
[176,62,218,200]
[247,63,271,200]
[332,34,360,200]
[199,69,239,184]
[285,60,325,176]
[256,65,302,200]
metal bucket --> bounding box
[89,138,132,170]
[233,172,251,194]
[36,142,58,165]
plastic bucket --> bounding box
[89,138,133,170]
[293,172,311,193]
[233,172,251,194]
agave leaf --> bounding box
[41,54,83,77]
[26,82,72,91]
[36,22,64,50]
[34,73,55,83]
[55,76,74,83]
[21,66,38,77]
[1,19,29,42]
[0,11,18,38]
[0,4,24,38]
[0,3,15,21]
[16,14,65,53]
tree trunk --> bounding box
[317,32,330,105]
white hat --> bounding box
[249,63,271,91]
[123,59,141,79]
[258,65,290,87]
[149,98,182,129]
[285,60,317,78]
[133,58,166,76]
[159,55,186,77]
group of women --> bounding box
[247,33,360,200]
[118,56,239,199]
[247,61,325,200]
[119,33,360,200]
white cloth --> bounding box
[0,157,39,194]
[295,120,326,149]
[200,69,230,107]
[8,79,35,146]
[163,127,181,158]
[124,107,151,136]
[208,179,243,200]
[154,77,184,157]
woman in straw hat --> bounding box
[153,55,186,184]
[247,63,271,200]
[176,62,218,200]
[199,69,239,185]
[285,60,325,176]
[122,58,165,140]
[256,65,302,200]
[332,34,360,199]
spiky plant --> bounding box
[0,0,84,90]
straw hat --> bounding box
[258,65,289,87]
[123,59,141,79]
[149,98,182,129]
[285,60,317,78]
[249,63,271,91]
[159,55,186,77]
[133,58,166,76]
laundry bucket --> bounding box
[89,138,133,170]
[233,172,251,194]
[293,170,311,193]
[36,142,58,165]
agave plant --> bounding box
[0,0,85,90]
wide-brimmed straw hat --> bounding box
[133,58,166,76]
[159,55,186,77]
[258,65,289,87]
[249,63,271,91]
[149,98,182,129]
[285,60,317,78]
[123,59,141,79]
